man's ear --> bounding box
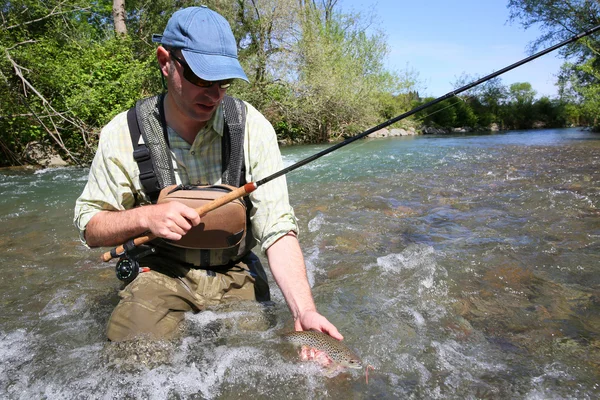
[156,46,170,77]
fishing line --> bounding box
[409,95,464,126]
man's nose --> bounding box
[203,83,224,101]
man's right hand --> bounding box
[142,201,201,241]
[85,202,201,247]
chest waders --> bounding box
[116,94,269,301]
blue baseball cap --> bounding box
[152,6,249,82]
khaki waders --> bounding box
[106,254,270,341]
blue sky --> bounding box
[339,0,566,98]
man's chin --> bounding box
[190,105,216,122]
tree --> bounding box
[507,0,600,58]
[508,82,536,105]
[279,1,416,142]
[452,74,508,128]
[225,0,299,110]
[508,0,600,129]
[415,97,458,128]
[113,0,127,35]
[479,78,508,118]
[0,0,419,165]
[504,82,536,129]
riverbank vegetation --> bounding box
[1,0,598,167]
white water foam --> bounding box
[0,329,38,396]
[525,362,577,400]
[33,167,70,175]
[40,290,88,321]
[5,333,310,400]
[393,353,432,385]
[307,212,324,233]
[373,245,444,297]
[369,246,449,324]
[432,340,505,374]
[302,245,321,288]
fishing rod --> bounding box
[102,23,600,262]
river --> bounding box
[0,127,598,399]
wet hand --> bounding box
[294,310,344,341]
[142,202,201,241]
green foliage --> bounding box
[453,98,478,127]
[413,77,585,131]
[466,97,493,127]
[507,0,599,58]
[508,0,600,129]
[0,0,163,165]
[568,58,600,128]
[503,82,536,129]
[508,82,536,105]
[0,0,423,164]
[414,98,455,128]
[60,37,156,126]
[275,3,417,142]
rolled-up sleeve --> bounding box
[74,112,141,245]
[243,103,298,253]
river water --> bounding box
[0,128,599,399]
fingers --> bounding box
[321,322,344,341]
[144,202,201,240]
[178,203,202,226]
[295,310,344,341]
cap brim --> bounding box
[182,49,249,83]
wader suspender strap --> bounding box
[212,96,249,267]
[128,94,174,203]
[221,96,247,187]
[127,95,247,202]
[127,107,159,201]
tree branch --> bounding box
[3,3,91,31]
[2,49,84,165]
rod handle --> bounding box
[194,182,256,216]
[101,182,257,262]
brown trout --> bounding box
[283,330,363,369]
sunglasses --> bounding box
[169,51,233,89]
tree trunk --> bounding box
[113,0,127,36]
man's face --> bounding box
[167,50,228,124]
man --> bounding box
[74,6,342,342]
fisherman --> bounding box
[74,6,342,343]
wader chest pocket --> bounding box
[157,184,247,249]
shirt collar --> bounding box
[167,103,225,148]
[211,103,225,137]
